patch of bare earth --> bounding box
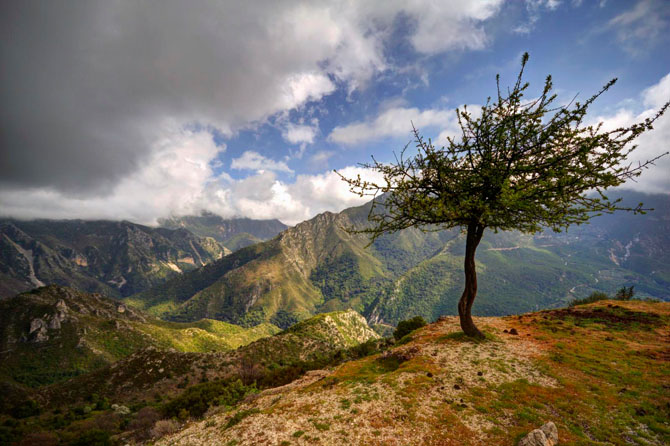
[156,316,557,446]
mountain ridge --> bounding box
[128,190,670,327]
[0,219,229,299]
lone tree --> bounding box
[340,53,668,338]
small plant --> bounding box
[615,286,635,301]
[150,419,179,439]
[224,408,260,429]
[393,316,427,340]
[292,430,305,438]
[569,291,609,307]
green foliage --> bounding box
[615,285,635,300]
[339,52,668,336]
[569,286,635,307]
[10,399,40,419]
[162,379,254,419]
[341,54,668,238]
[393,316,427,340]
[310,251,368,304]
[270,310,300,330]
[569,291,610,307]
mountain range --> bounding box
[128,190,670,328]
[0,216,287,299]
[159,213,288,251]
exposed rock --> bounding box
[29,318,49,342]
[48,317,61,330]
[29,318,45,334]
[111,404,131,415]
[518,429,548,446]
[518,421,558,446]
[541,421,558,445]
[55,299,67,312]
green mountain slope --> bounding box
[34,308,378,408]
[129,191,670,327]
[0,286,279,388]
[0,219,227,298]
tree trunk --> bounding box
[458,221,485,338]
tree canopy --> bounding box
[339,53,668,337]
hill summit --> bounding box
[155,300,669,445]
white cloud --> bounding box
[514,0,562,34]
[605,0,670,56]
[231,151,293,174]
[283,121,319,145]
[308,151,336,170]
[593,73,670,194]
[0,128,224,224]
[408,0,503,53]
[0,129,381,226]
[1,0,512,224]
[329,107,456,145]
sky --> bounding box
[1,0,669,226]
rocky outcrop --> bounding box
[29,318,49,342]
[518,421,558,446]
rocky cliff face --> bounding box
[0,219,227,298]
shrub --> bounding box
[10,399,40,419]
[17,432,58,446]
[224,408,260,429]
[569,286,635,307]
[150,419,179,439]
[615,286,635,300]
[128,406,161,440]
[393,316,427,340]
[569,291,609,307]
[162,379,253,419]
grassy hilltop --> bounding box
[155,300,669,446]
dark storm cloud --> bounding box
[0,1,339,193]
[1,1,508,197]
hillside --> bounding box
[156,300,670,446]
[35,308,379,406]
[0,308,380,444]
[0,219,227,298]
[0,286,279,388]
[129,191,670,327]
[159,213,288,251]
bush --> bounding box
[162,379,253,419]
[150,419,179,439]
[18,432,59,446]
[10,399,40,419]
[224,408,260,429]
[569,291,609,307]
[393,316,427,340]
[128,406,161,441]
[615,286,635,300]
[569,285,635,307]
